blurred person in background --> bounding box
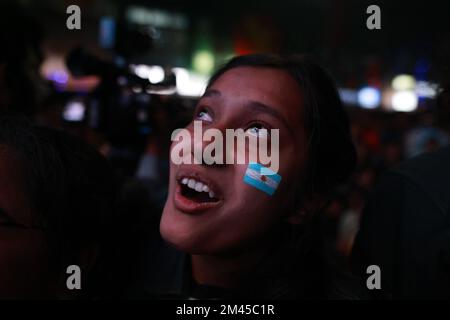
[0,3,46,117]
[351,60,450,299]
[404,111,449,159]
[135,97,178,211]
[0,117,116,299]
[129,54,361,299]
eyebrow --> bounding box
[202,89,295,137]
[245,101,294,135]
[202,89,221,98]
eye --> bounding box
[195,109,213,122]
[245,123,270,138]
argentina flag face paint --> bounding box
[243,163,282,196]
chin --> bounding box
[160,207,203,254]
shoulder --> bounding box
[392,146,450,182]
[385,147,450,215]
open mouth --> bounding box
[174,174,222,213]
[179,177,219,203]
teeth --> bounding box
[181,177,215,197]
[194,182,204,192]
[188,179,196,189]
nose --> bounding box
[191,122,227,167]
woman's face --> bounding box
[0,145,53,298]
[161,67,308,255]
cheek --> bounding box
[209,197,283,254]
[167,140,184,194]
[219,165,288,235]
[232,160,291,203]
[226,158,299,227]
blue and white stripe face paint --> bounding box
[243,163,282,196]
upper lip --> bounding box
[175,167,223,200]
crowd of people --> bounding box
[1,5,449,300]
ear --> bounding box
[287,195,326,225]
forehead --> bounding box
[207,66,304,121]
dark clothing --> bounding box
[351,147,450,299]
[125,232,364,300]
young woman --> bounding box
[144,54,357,299]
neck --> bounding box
[191,238,281,289]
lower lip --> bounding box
[173,183,221,214]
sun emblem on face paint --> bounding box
[243,163,281,196]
